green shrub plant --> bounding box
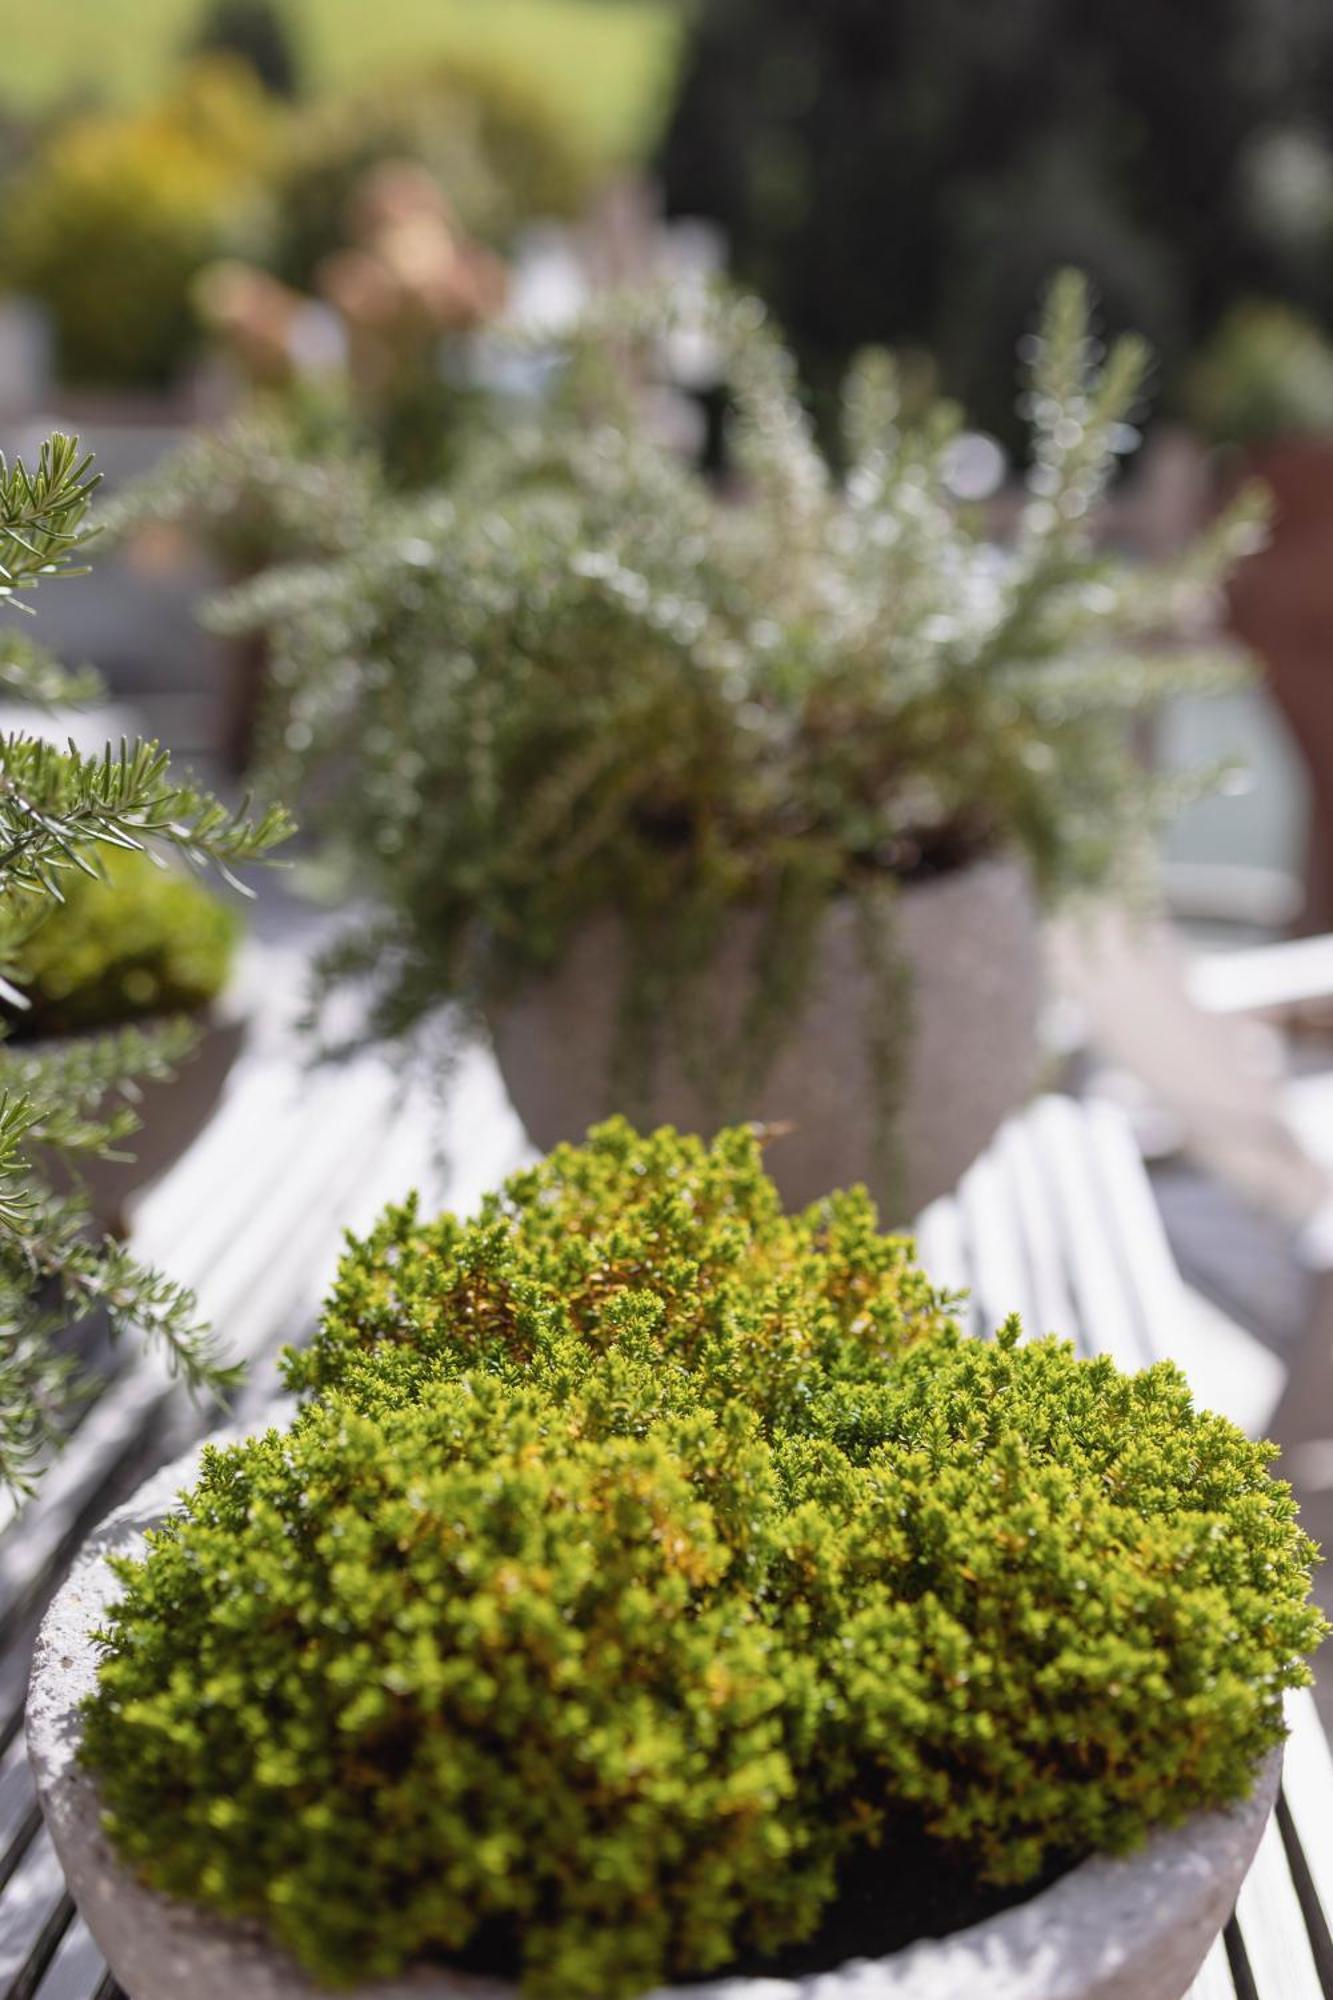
[84,1121,1327,1998]
[1183,300,1333,451]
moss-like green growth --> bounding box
[285,1117,951,1415]
[8,846,240,1039]
[82,1123,1326,1997]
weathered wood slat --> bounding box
[0,1373,170,1640]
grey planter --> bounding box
[26,990,246,1236]
[29,1445,1280,2000]
[488,854,1043,1218]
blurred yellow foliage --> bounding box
[1,59,274,388]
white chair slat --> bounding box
[989,1114,1081,1344]
[30,1916,105,2000]
[0,1068,394,1632]
[0,1828,67,1992]
[954,1143,1036,1337]
[1279,1687,1333,1974]
[1185,1932,1238,2000]
[431,1044,536,1216]
[129,1057,392,1288]
[911,1195,974,1320]
[1024,1096,1155,1371]
[0,1732,37,1875]
[1231,1807,1324,1999]
[223,1110,442,1422]
[0,1374,166,1633]
[1188,933,1333,1017]
[1075,1096,1189,1362]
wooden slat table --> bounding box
[1,1085,1330,1998]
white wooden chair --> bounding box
[1054,912,1333,1473]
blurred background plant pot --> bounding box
[31,997,246,1237]
[1225,436,1333,929]
[28,1440,1281,2000]
[489,854,1042,1219]
[3,841,249,1235]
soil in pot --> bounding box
[442,1816,1073,1988]
[488,852,1042,1218]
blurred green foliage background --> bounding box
[0,0,679,168]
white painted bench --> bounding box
[1,1081,1329,1999]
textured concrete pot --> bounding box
[25,988,246,1235]
[30,1445,1279,2000]
[489,854,1042,1218]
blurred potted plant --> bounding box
[3,847,245,1232]
[29,1122,1327,1999]
[1184,301,1333,923]
[219,274,1258,1214]
[108,150,511,766]
[196,155,510,489]
[267,55,593,293]
[0,60,275,405]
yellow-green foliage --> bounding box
[1,61,273,386]
[8,846,239,1038]
[0,3,678,174]
[83,1123,1326,1997]
[1184,299,1333,448]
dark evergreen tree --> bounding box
[188,0,302,98]
[659,0,1333,439]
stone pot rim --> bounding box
[28,1439,1281,2000]
[6,944,249,1052]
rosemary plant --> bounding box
[0,434,290,1491]
[216,275,1259,1148]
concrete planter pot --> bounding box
[489,853,1042,1217]
[30,1445,1280,2000]
[25,983,247,1236]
